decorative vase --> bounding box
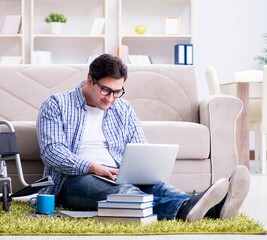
[50,22,63,34]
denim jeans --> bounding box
[57,174,191,220]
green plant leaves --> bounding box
[255,33,267,65]
[45,13,67,23]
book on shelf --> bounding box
[58,210,98,218]
[107,194,154,203]
[0,56,22,64]
[97,206,153,217]
[1,15,21,34]
[93,214,157,225]
[128,55,152,64]
[89,18,105,35]
[98,200,153,209]
[174,44,193,65]
[119,45,130,64]
[32,51,52,64]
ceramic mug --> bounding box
[29,194,55,214]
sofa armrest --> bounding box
[199,94,243,182]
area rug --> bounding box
[0,201,265,235]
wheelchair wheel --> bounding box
[2,182,10,211]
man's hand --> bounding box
[88,162,118,181]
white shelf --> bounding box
[122,35,193,40]
[0,0,25,63]
[0,0,194,64]
[119,0,194,64]
[0,34,23,38]
[30,0,107,64]
[33,37,105,64]
[33,34,106,39]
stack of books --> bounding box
[94,194,157,224]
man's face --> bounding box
[84,76,125,110]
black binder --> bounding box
[11,176,54,198]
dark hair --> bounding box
[88,54,128,82]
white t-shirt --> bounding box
[77,105,117,168]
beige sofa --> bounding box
[0,64,242,193]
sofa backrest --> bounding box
[0,64,88,121]
[0,64,199,123]
[124,65,199,122]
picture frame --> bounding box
[165,17,180,35]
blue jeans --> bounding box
[57,174,191,220]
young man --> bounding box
[36,54,250,221]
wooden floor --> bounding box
[3,161,267,240]
[240,164,267,231]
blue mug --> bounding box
[29,194,55,214]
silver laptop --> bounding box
[93,143,179,185]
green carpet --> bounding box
[0,201,265,235]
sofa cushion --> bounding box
[12,121,40,160]
[141,121,210,159]
[12,120,209,161]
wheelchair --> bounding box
[0,120,53,211]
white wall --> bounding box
[107,0,267,100]
[194,0,267,100]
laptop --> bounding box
[93,143,179,185]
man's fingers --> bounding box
[109,168,119,176]
[104,168,118,180]
[104,170,116,181]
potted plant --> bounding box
[255,33,267,65]
[45,13,67,34]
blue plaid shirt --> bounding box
[36,81,147,196]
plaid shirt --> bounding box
[36,81,147,196]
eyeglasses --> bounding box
[93,78,125,98]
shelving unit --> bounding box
[118,0,194,64]
[0,0,25,63]
[30,0,107,64]
[0,0,194,64]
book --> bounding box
[32,51,52,64]
[93,214,158,225]
[11,176,54,198]
[106,194,153,203]
[120,45,130,64]
[98,207,153,217]
[89,18,105,35]
[58,210,98,218]
[98,200,153,209]
[174,44,193,65]
[1,15,21,34]
[175,44,185,64]
[128,55,152,64]
[186,44,193,65]
[0,56,22,64]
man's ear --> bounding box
[87,75,93,85]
